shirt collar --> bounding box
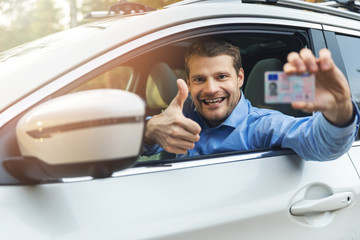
[220,90,248,128]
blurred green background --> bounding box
[0,0,181,52]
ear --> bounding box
[238,68,244,88]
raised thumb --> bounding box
[172,79,189,110]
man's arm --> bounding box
[144,79,201,154]
[284,48,354,126]
[271,48,359,161]
[251,109,359,161]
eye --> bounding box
[217,74,227,80]
[192,77,205,83]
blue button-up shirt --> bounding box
[145,93,359,161]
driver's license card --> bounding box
[264,71,315,104]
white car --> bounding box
[1,0,360,239]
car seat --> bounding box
[146,62,178,109]
[142,62,179,160]
[244,58,304,117]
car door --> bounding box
[329,28,360,201]
[1,17,360,240]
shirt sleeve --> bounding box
[141,115,164,156]
[141,142,163,156]
[251,101,360,161]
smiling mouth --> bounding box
[201,97,226,105]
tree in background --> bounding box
[0,0,27,51]
[0,0,181,52]
[70,0,78,27]
[0,0,27,18]
[0,0,62,52]
[29,0,63,37]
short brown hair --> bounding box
[184,37,242,79]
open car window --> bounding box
[62,29,310,163]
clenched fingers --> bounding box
[162,137,197,154]
[178,117,201,135]
[299,48,318,73]
[285,51,306,73]
[284,49,317,74]
[168,123,200,143]
[318,48,333,72]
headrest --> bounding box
[148,63,178,106]
[244,58,283,108]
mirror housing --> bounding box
[6,89,145,183]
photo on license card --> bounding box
[264,71,315,104]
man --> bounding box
[143,38,359,160]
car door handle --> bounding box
[290,192,354,216]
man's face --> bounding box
[187,55,244,127]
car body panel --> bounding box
[348,143,360,179]
[0,153,359,239]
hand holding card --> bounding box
[264,71,315,104]
[283,48,353,126]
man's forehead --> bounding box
[189,54,233,61]
[188,55,235,73]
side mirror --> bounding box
[5,89,145,183]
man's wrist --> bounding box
[324,99,354,127]
[144,117,156,145]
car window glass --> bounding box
[336,35,360,105]
[72,66,134,93]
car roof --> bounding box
[0,1,359,112]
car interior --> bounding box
[68,31,312,161]
[74,33,309,113]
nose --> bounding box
[203,78,220,94]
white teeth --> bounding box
[204,98,222,104]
